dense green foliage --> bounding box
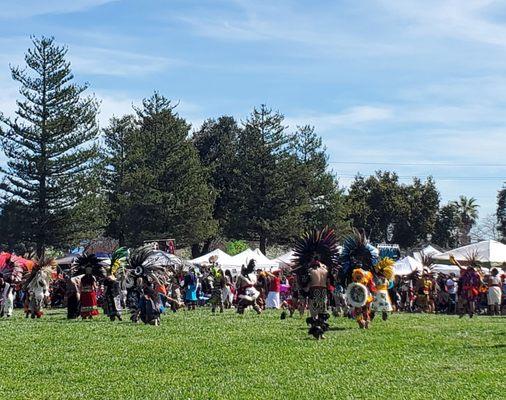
[0,310,503,400]
[346,172,440,248]
[104,93,217,248]
[224,239,249,255]
[0,37,100,255]
[433,203,462,249]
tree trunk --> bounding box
[201,239,212,255]
[259,235,267,255]
[191,243,201,259]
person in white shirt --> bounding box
[445,273,458,314]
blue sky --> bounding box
[1,0,506,219]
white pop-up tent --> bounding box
[189,249,235,267]
[413,245,442,262]
[432,240,506,268]
[394,256,423,276]
[272,250,295,267]
[229,248,279,271]
[431,264,461,275]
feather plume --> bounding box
[293,227,340,270]
[23,256,56,289]
[110,247,128,276]
[74,253,106,278]
[375,257,395,280]
[126,245,182,287]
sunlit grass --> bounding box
[0,309,504,399]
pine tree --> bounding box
[0,37,100,255]
[121,93,217,247]
[229,105,293,253]
[102,115,137,245]
[193,116,240,245]
[290,125,347,233]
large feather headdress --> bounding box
[374,257,395,280]
[340,229,379,285]
[0,253,23,283]
[341,229,378,269]
[23,256,57,289]
[293,227,340,270]
[74,253,106,278]
[109,247,128,276]
[125,245,179,287]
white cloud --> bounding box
[378,0,506,47]
[286,106,393,132]
[0,0,118,19]
[70,46,177,77]
[175,1,401,57]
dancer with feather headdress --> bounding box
[75,253,106,319]
[103,247,128,321]
[341,229,379,329]
[292,227,339,339]
[124,245,174,325]
[452,254,483,318]
[371,257,395,321]
[23,257,56,319]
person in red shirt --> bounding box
[265,270,281,309]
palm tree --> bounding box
[452,196,479,245]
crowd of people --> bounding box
[0,230,505,338]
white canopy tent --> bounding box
[431,264,460,275]
[272,250,295,267]
[413,245,442,262]
[432,240,506,268]
[394,256,423,276]
[229,248,279,271]
[189,249,235,267]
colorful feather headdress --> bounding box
[341,229,378,270]
[374,257,395,280]
[109,247,128,276]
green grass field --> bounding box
[0,309,504,400]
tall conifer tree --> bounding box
[0,37,99,255]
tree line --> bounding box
[0,37,502,256]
